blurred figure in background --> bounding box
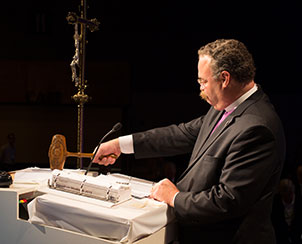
[297,165,302,195]
[0,133,16,171]
[271,177,302,244]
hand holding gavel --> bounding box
[48,134,117,170]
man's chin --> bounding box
[199,91,208,102]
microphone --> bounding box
[111,122,123,132]
[85,122,122,175]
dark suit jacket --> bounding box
[133,88,286,244]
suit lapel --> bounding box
[189,108,223,161]
[178,113,235,181]
[177,109,223,181]
[177,88,265,183]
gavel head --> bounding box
[48,134,67,170]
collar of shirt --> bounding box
[224,84,258,113]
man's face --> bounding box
[197,56,224,110]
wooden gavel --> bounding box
[48,134,117,170]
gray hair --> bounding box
[198,39,256,83]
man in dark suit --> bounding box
[93,39,286,244]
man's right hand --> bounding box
[92,138,121,166]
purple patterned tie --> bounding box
[211,108,235,134]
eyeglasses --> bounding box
[197,77,208,90]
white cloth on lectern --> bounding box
[28,193,174,243]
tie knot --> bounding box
[224,110,231,116]
[224,108,235,116]
[211,108,235,135]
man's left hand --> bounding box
[150,178,179,207]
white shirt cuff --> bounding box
[119,135,134,154]
[172,192,179,207]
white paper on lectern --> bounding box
[13,168,85,184]
[13,167,52,184]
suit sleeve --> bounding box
[133,117,203,159]
[174,125,283,224]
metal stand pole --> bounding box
[67,0,99,168]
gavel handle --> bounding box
[66,152,118,159]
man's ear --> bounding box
[220,71,231,88]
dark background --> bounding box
[0,0,301,179]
